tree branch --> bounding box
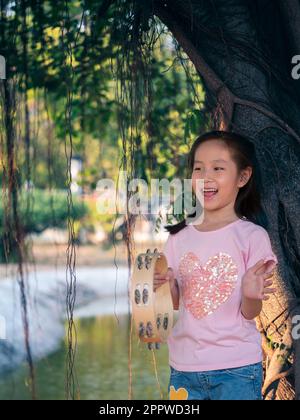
[153,2,234,129]
[262,367,294,398]
[262,326,293,400]
[233,97,300,143]
[257,317,275,360]
[153,2,300,143]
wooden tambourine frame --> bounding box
[131,248,174,350]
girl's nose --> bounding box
[200,168,215,178]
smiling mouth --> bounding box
[202,188,218,199]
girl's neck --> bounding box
[202,209,239,225]
[195,213,240,232]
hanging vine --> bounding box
[0,0,36,399]
[112,0,178,399]
[61,1,80,400]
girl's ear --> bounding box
[239,167,252,188]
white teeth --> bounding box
[203,189,218,192]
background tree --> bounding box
[111,0,300,400]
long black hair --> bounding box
[165,130,265,235]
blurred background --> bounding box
[0,0,205,400]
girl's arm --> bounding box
[241,259,277,320]
[241,297,262,321]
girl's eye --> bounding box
[193,167,224,171]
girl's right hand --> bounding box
[242,259,277,301]
[153,267,176,292]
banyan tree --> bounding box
[1,0,300,400]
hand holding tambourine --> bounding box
[131,248,174,350]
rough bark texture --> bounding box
[150,0,300,400]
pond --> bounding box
[0,305,171,400]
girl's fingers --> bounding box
[264,280,273,287]
[260,273,274,283]
[261,289,276,301]
[155,270,172,276]
[263,270,275,279]
[153,282,166,291]
[154,274,167,280]
[253,259,266,273]
[153,279,170,291]
[253,259,277,275]
[154,272,173,281]
[265,269,275,277]
[264,287,276,293]
[154,279,167,285]
[154,277,169,288]
[154,269,173,290]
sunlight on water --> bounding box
[0,314,171,400]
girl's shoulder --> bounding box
[237,218,272,244]
[238,218,269,233]
[240,219,278,267]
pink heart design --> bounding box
[178,252,238,319]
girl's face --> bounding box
[191,140,252,210]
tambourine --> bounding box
[131,248,174,350]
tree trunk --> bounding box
[151,0,300,400]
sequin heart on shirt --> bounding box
[178,252,238,319]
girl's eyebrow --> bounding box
[194,159,228,163]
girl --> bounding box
[154,130,278,401]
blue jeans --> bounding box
[168,362,263,400]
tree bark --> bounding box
[151,0,300,400]
[279,0,300,54]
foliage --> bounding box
[0,189,88,261]
[0,0,206,245]
[0,188,88,235]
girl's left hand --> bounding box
[242,259,277,301]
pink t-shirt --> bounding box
[163,217,278,372]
